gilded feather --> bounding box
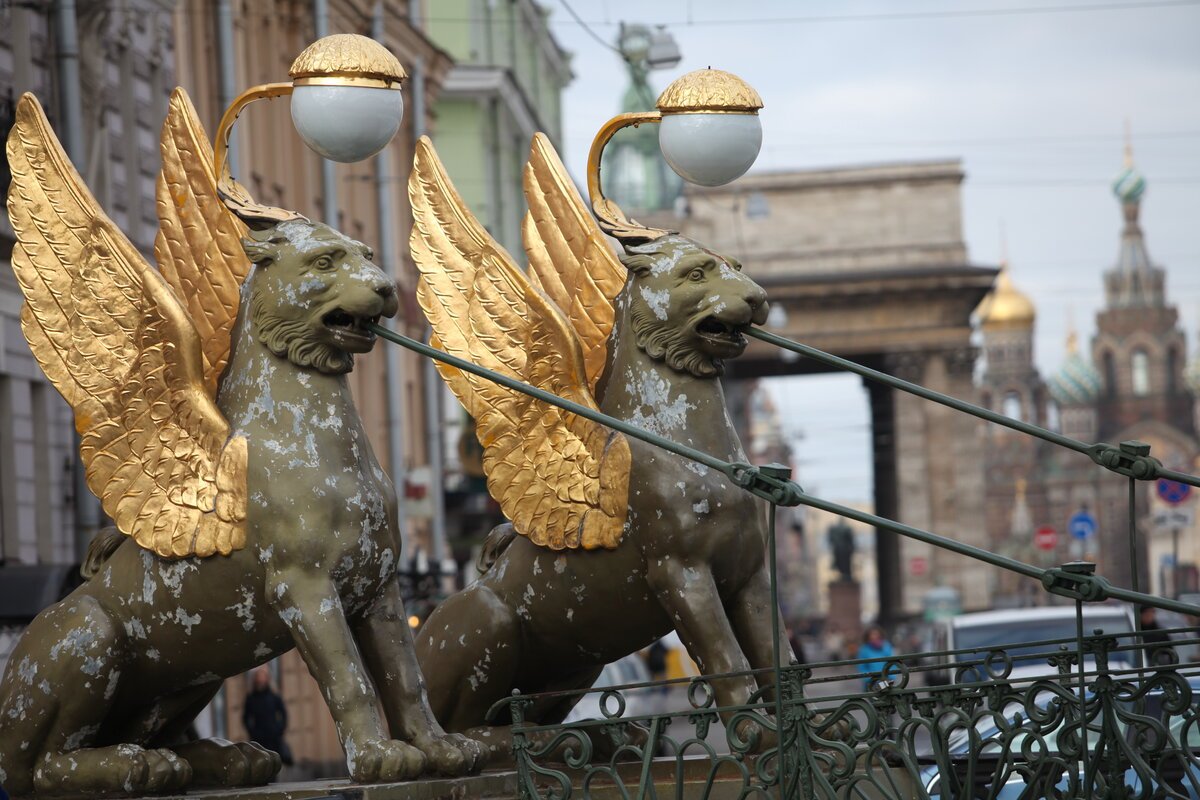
[155,88,251,394]
[410,137,629,550]
[522,132,626,391]
[7,93,247,559]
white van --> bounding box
[927,605,1137,685]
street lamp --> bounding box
[213,33,407,222]
[645,26,683,70]
[587,67,763,239]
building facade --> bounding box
[423,0,571,255]
[979,143,1199,605]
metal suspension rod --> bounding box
[747,327,1089,453]
[366,321,1200,617]
[746,327,1200,488]
[364,321,1200,623]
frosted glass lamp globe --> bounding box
[658,112,762,186]
[290,84,404,163]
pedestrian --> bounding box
[856,625,895,690]
[644,639,668,681]
[242,666,293,765]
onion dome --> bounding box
[1112,134,1145,205]
[977,263,1036,329]
[1112,162,1146,206]
[1048,330,1102,406]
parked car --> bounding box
[918,674,1200,798]
[925,605,1138,685]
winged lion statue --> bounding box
[0,90,483,796]
[408,134,790,758]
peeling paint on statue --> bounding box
[414,236,786,762]
[0,221,485,796]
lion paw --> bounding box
[33,744,192,795]
[347,738,427,783]
[414,732,488,776]
[172,738,281,787]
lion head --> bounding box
[241,220,399,375]
[619,235,768,378]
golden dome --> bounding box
[656,68,763,114]
[977,264,1035,328]
[289,34,406,87]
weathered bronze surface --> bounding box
[409,134,783,756]
[0,92,482,796]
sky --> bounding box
[543,0,1200,504]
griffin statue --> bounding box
[407,134,788,758]
[0,89,483,796]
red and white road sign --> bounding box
[909,556,929,577]
[1035,525,1057,551]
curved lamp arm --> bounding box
[585,111,673,243]
[213,82,299,224]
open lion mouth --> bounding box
[696,316,747,349]
[322,309,381,348]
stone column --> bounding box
[867,377,903,626]
[882,348,989,616]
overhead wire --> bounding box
[422,0,1200,26]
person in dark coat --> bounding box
[242,666,292,765]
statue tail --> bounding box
[80,527,126,580]
[476,523,517,574]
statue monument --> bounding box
[0,36,483,796]
[826,519,864,650]
[829,519,857,581]
[407,69,787,756]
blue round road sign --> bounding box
[1069,510,1096,541]
[1157,479,1192,506]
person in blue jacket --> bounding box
[856,625,894,690]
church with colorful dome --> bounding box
[976,137,1198,600]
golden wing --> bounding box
[411,137,630,550]
[522,132,626,391]
[7,93,247,559]
[155,87,251,395]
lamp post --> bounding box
[586,67,763,239]
[211,33,407,222]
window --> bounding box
[1,89,15,204]
[1168,347,1179,395]
[1103,351,1117,398]
[1132,350,1150,397]
[1002,392,1022,422]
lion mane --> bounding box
[242,222,354,376]
[620,237,725,379]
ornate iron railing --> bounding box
[367,320,1200,799]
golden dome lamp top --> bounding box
[289,33,407,89]
[656,68,763,114]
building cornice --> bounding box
[440,64,551,144]
[686,160,965,195]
